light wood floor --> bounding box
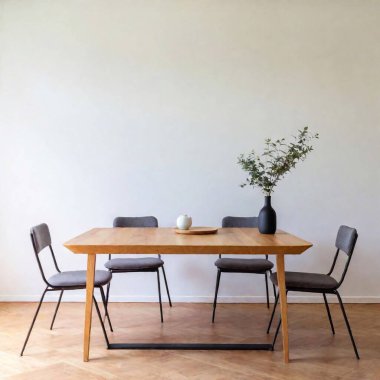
[0,301,379,379]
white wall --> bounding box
[0,0,379,303]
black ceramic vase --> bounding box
[258,196,276,234]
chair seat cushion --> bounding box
[215,258,274,273]
[48,270,111,288]
[104,257,164,271]
[270,271,339,291]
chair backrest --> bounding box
[111,216,159,259]
[30,223,61,286]
[221,216,260,258]
[31,223,52,254]
[335,225,358,256]
[113,216,158,228]
[222,216,259,228]
[328,225,358,287]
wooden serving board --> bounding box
[174,227,218,235]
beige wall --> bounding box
[0,0,379,302]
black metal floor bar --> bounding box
[102,319,273,351]
[99,301,273,351]
[108,343,273,350]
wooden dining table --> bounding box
[64,227,312,363]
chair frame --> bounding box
[20,227,112,356]
[267,228,360,359]
[212,216,276,323]
[105,216,172,323]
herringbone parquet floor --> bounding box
[0,302,379,379]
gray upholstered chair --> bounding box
[21,223,112,356]
[212,216,276,322]
[105,216,172,323]
[268,225,359,359]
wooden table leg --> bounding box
[84,254,96,362]
[276,254,289,363]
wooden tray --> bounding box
[175,227,218,235]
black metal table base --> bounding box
[108,343,273,350]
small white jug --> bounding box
[176,214,192,230]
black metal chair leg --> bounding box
[335,291,360,359]
[93,295,109,347]
[50,290,64,330]
[105,276,112,307]
[99,286,113,332]
[267,292,279,333]
[269,269,277,301]
[323,293,335,335]
[212,270,221,323]
[264,272,270,309]
[272,283,277,300]
[272,318,282,350]
[20,287,48,356]
[161,266,172,307]
[156,270,164,323]
[103,278,111,323]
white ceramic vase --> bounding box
[176,214,192,230]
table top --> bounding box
[64,227,312,255]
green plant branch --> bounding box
[238,127,319,195]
